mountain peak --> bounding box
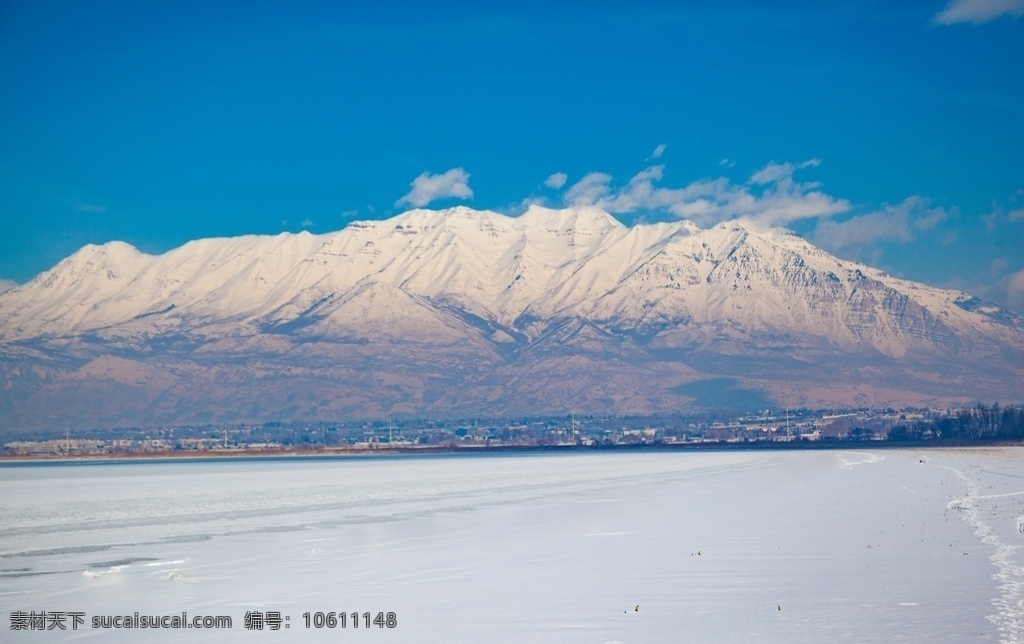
[72,239,145,259]
[520,204,624,231]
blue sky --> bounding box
[1,0,1023,311]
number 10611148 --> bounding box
[302,611,397,629]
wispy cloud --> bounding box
[565,171,614,206]
[811,196,951,255]
[397,168,473,208]
[998,268,1024,313]
[301,218,313,228]
[76,204,107,213]
[981,196,1024,230]
[563,160,849,228]
[958,267,1024,316]
[544,172,567,189]
[934,0,1024,24]
[649,143,667,160]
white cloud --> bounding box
[397,168,473,208]
[594,166,672,212]
[981,200,1024,229]
[811,196,950,255]
[813,208,913,252]
[1001,269,1024,312]
[934,0,1024,24]
[544,172,568,190]
[650,143,667,159]
[513,196,550,213]
[972,268,1024,316]
[914,206,947,231]
[565,172,613,206]
[563,160,849,228]
[0,278,17,294]
[750,162,793,185]
[719,158,736,168]
[947,266,1024,316]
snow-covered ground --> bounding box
[2,448,1022,642]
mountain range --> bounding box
[2,205,1022,433]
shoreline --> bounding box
[2,437,1021,464]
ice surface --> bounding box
[1,448,1022,642]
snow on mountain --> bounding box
[1,206,1021,431]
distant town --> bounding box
[2,404,1022,459]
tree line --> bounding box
[888,404,1024,441]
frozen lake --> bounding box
[2,448,1023,642]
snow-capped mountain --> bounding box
[1,206,1021,431]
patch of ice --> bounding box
[836,451,884,469]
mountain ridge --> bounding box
[1,206,1021,432]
